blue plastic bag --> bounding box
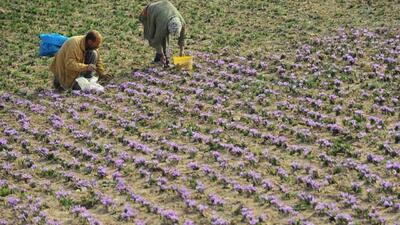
[39,33,69,57]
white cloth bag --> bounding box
[75,76,104,92]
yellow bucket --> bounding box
[172,56,193,71]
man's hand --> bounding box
[102,74,113,81]
[98,74,113,85]
[87,64,97,72]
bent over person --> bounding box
[139,0,186,66]
[50,30,110,90]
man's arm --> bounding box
[95,51,105,76]
[65,46,88,72]
[95,51,113,80]
[178,25,186,56]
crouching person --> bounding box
[139,0,186,67]
[50,30,111,91]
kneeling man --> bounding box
[50,30,111,91]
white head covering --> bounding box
[168,17,182,37]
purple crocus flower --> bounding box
[79,102,90,111]
[188,162,199,170]
[56,188,71,199]
[121,204,136,220]
[7,196,20,207]
[115,159,125,169]
[393,203,400,212]
[0,138,7,148]
[48,115,65,129]
[380,196,394,208]
[335,213,353,224]
[211,216,229,225]
[277,167,289,178]
[135,219,146,225]
[208,193,225,206]
[183,220,195,225]
[3,128,18,137]
[278,205,296,215]
[97,166,107,178]
[0,180,7,187]
[350,182,362,192]
[167,154,181,163]
[340,192,358,206]
[367,154,384,164]
[161,209,179,222]
[36,147,50,158]
[380,181,394,192]
[386,161,400,173]
[188,147,198,157]
[100,195,115,208]
[184,199,197,208]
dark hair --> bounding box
[85,31,98,42]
